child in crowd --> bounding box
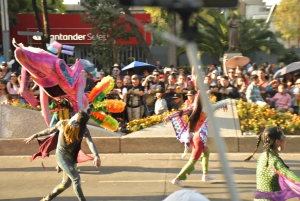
[154,88,168,115]
[1,94,13,105]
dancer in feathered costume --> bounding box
[245,126,300,201]
[163,76,227,187]
[25,111,100,201]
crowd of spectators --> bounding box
[2,56,300,132]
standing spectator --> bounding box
[112,64,121,81]
[266,84,293,113]
[257,68,269,100]
[154,88,168,115]
[123,75,131,88]
[156,60,163,74]
[6,72,20,100]
[282,73,294,86]
[249,63,258,75]
[0,79,8,102]
[0,61,11,82]
[126,74,144,121]
[141,68,150,83]
[217,75,239,100]
[246,75,267,106]
[176,73,188,95]
[292,79,300,115]
[82,69,95,94]
[204,76,219,100]
[234,75,247,101]
[227,68,236,85]
[165,74,177,110]
[273,62,285,73]
[142,70,164,116]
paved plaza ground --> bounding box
[1,153,300,201]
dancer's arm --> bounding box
[206,101,228,113]
[84,129,101,168]
[163,105,193,124]
[273,158,300,182]
[24,121,61,143]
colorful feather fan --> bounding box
[88,76,125,132]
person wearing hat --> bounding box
[0,61,12,82]
[112,64,121,81]
[126,74,144,121]
[184,90,196,107]
[172,93,184,110]
[154,87,168,115]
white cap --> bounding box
[163,190,210,201]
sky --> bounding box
[63,0,282,5]
[263,0,281,5]
[63,0,79,4]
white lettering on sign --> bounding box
[32,33,108,41]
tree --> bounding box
[32,0,52,50]
[7,0,66,27]
[180,9,283,60]
[144,7,177,66]
[273,0,300,47]
[81,0,133,69]
[121,6,153,64]
[239,18,284,56]
[277,49,300,64]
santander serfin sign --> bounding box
[33,33,108,41]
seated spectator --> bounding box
[246,75,267,106]
[217,75,239,101]
[234,75,247,101]
[126,74,144,121]
[172,93,184,110]
[6,72,20,100]
[154,88,168,115]
[0,79,8,102]
[123,75,131,88]
[265,79,280,108]
[266,84,293,113]
[184,90,196,107]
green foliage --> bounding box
[144,7,169,46]
[277,49,300,64]
[8,0,66,14]
[81,0,133,67]
[239,19,284,55]
[273,0,300,42]
[6,0,66,27]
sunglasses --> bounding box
[153,74,159,76]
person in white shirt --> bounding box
[154,88,168,115]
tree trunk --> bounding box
[32,0,44,48]
[41,0,50,47]
[168,13,177,67]
[122,7,153,64]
